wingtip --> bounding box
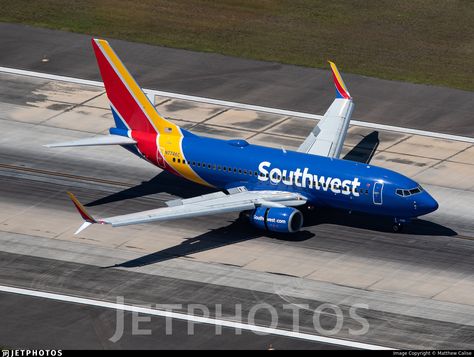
[67,191,96,223]
[74,221,93,235]
[328,61,351,100]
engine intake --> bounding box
[249,207,303,233]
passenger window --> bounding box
[243,170,247,174]
[197,162,201,167]
[192,161,196,166]
[234,168,237,173]
[177,158,181,163]
[172,158,176,162]
[218,166,221,170]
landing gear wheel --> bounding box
[392,223,403,233]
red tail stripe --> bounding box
[92,41,156,133]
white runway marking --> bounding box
[0,284,391,350]
[1,66,473,144]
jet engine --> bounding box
[249,207,303,233]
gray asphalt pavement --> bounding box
[0,291,341,350]
[1,251,472,350]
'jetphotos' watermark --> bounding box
[109,297,370,342]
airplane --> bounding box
[48,39,439,235]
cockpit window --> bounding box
[396,185,424,197]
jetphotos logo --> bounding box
[1,351,62,357]
[258,161,361,196]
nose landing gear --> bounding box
[392,218,408,233]
[392,222,403,233]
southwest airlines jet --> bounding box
[49,39,438,234]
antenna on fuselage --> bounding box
[281,146,287,154]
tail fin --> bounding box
[328,61,351,100]
[92,39,178,135]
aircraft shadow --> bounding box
[107,206,454,269]
[105,220,314,268]
[343,131,379,163]
[86,170,216,207]
[302,207,457,236]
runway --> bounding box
[0,41,473,349]
[0,290,344,350]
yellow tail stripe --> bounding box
[158,135,211,187]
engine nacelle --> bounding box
[249,207,303,233]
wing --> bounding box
[297,61,354,159]
[67,188,307,234]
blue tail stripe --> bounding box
[111,105,128,130]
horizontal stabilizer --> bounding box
[45,134,136,148]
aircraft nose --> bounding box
[418,192,439,214]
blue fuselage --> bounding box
[179,134,438,219]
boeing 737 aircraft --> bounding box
[49,39,438,234]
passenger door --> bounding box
[373,182,383,205]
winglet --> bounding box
[67,192,97,234]
[328,61,351,99]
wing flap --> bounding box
[106,201,256,227]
